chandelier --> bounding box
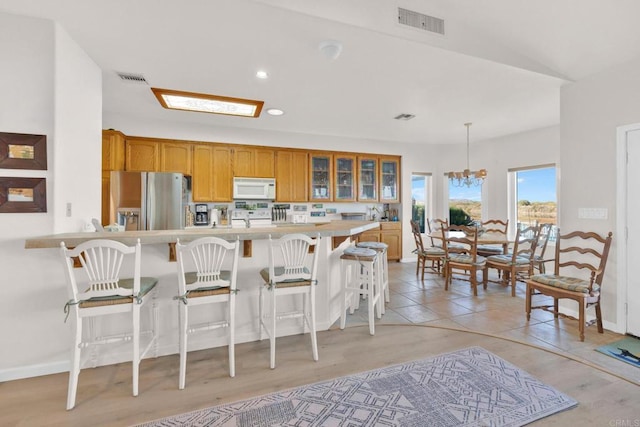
[447,122,487,188]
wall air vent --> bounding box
[398,7,445,35]
[394,113,415,121]
[116,72,149,85]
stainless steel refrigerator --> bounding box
[110,171,189,230]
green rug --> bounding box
[596,336,640,368]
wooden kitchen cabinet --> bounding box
[160,141,192,175]
[379,156,400,203]
[380,221,402,261]
[102,130,125,171]
[357,156,378,201]
[309,153,333,201]
[125,137,160,172]
[356,221,402,261]
[192,143,232,202]
[334,154,356,202]
[233,146,275,178]
[275,150,308,202]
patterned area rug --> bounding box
[138,347,577,427]
[596,336,640,368]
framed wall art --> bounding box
[0,177,47,213]
[0,132,47,170]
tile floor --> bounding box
[336,260,640,384]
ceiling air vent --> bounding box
[398,7,445,35]
[394,113,415,121]
[116,72,149,85]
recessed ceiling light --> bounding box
[256,70,269,79]
[151,87,264,118]
[266,108,284,116]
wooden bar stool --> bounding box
[356,241,389,314]
[339,246,381,335]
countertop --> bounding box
[24,220,380,249]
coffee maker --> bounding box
[194,204,209,226]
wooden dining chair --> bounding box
[441,225,488,296]
[484,225,539,296]
[525,229,613,341]
[533,223,555,274]
[410,219,445,279]
[477,219,509,257]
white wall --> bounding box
[0,13,102,379]
[560,55,640,330]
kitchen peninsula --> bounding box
[24,220,380,368]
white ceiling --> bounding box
[2,0,640,144]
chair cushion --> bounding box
[487,254,530,265]
[341,246,377,261]
[260,267,312,288]
[529,274,599,294]
[477,245,503,254]
[422,247,445,256]
[79,277,158,307]
[356,241,388,251]
[449,254,486,266]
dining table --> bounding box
[428,230,513,254]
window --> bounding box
[411,173,431,232]
[509,165,557,230]
[448,179,482,225]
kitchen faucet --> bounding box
[244,218,251,228]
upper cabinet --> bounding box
[233,146,275,178]
[334,154,356,202]
[160,142,192,175]
[192,144,232,202]
[309,153,333,201]
[275,150,308,202]
[379,156,400,203]
[357,156,378,202]
[102,130,125,171]
[107,130,401,203]
[125,137,159,172]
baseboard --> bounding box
[0,361,69,382]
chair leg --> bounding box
[228,294,236,378]
[510,269,517,297]
[525,284,532,321]
[66,316,82,410]
[340,261,349,330]
[309,287,318,361]
[178,302,188,390]
[553,298,559,318]
[470,269,478,296]
[270,289,277,369]
[132,304,141,397]
[595,302,604,333]
[259,285,265,341]
[578,300,586,342]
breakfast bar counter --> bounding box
[24,220,379,249]
[22,220,379,365]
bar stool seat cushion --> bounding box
[356,241,388,250]
[78,277,158,308]
[259,267,312,288]
[341,246,377,261]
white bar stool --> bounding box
[339,246,381,335]
[356,241,389,315]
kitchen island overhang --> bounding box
[24,220,379,248]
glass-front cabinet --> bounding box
[379,156,400,203]
[334,154,356,202]
[309,153,332,201]
[358,157,378,201]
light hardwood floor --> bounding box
[2,262,639,426]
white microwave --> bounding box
[233,177,276,200]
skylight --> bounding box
[151,88,264,118]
